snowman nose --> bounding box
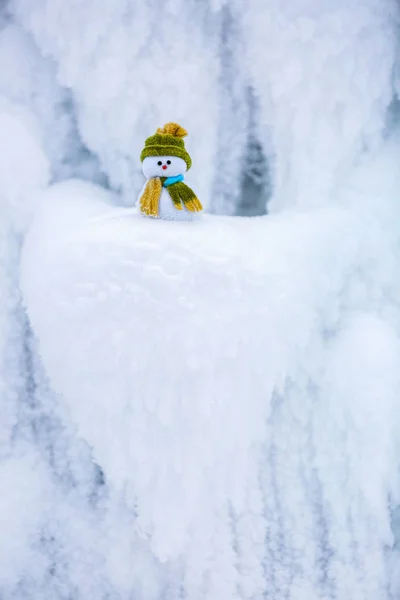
[162,165,167,170]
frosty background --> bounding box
[1,0,400,598]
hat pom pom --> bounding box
[157,122,187,138]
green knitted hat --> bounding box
[140,122,192,170]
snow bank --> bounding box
[21,129,400,598]
[0,452,54,597]
[0,103,49,446]
[0,105,52,598]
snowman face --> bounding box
[142,155,187,179]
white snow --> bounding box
[21,128,400,598]
[0,0,398,597]
[240,0,399,211]
[0,452,51,592]
[12,0,220,207]
[0,104,49,453]
[11,1,399,216]
[0,23,102,183]
[0,104,52,599]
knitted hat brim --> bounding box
[140,145,192,170]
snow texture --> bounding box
[21,128,400,599]
[0,0,399,598]
[240,0,399,211]
[0,103,51,599]
[0,21,102,183]
[12,0,220,207]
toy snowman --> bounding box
[137,122,203,221]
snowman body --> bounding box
[157,187,200,221]
[137,155,202,222]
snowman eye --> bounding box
[157,161,162,166]
[167,160,171,165]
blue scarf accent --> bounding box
[163,174,184,187]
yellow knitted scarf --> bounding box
[140,177,202,217]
